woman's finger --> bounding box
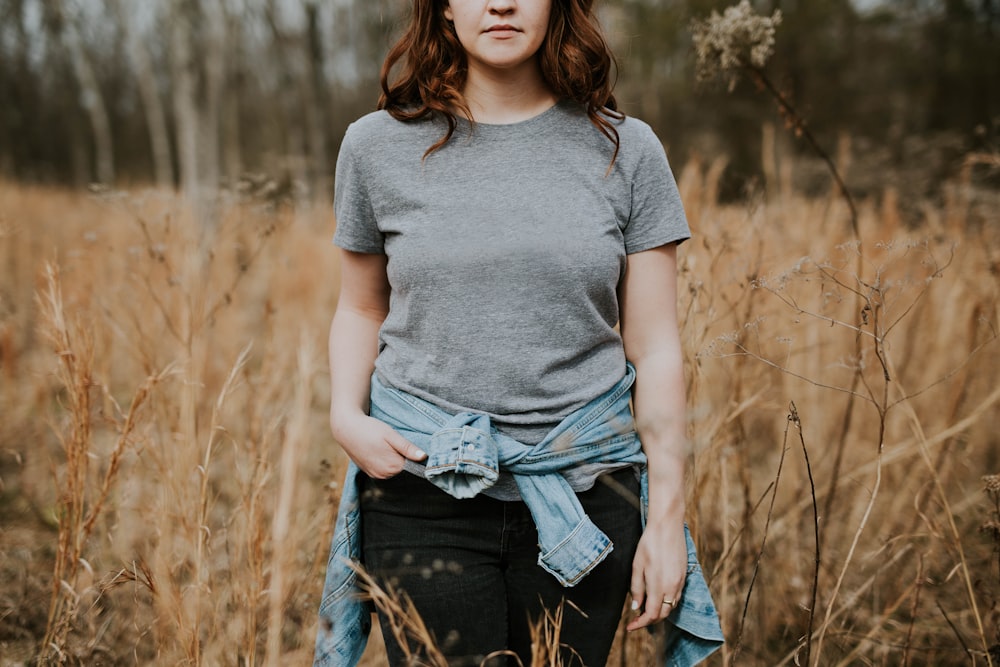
[386,429,427,462]
[629,563,647,616]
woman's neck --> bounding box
[461,61,558,125]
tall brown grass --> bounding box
[0,152,997,665]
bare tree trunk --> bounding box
[169,0,226,203]
[47,0,115,185]
[265,0,328,200]
[170,0,201,200]
[108,0,174,189]
[200,0,226,193]
[0,0,27,176]
[220,0,244,184]
[303,0,330,195]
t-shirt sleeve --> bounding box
[332,125,384,254]
[623,125,691,254]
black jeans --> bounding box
[359,467,642,667]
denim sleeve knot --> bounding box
[314,364,724,667]
[415,408,623,586]
[424,417,500,498]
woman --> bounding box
[315,1,722,665]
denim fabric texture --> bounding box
[360,466,642,666]
[314,364,724,666]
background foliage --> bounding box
[1,0,998,203]
[2,1,1000,665]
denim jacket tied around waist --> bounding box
[314,364,724,667]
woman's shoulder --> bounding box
[344,109,406,141]
[583,109,669,172]
[558,102,661,147]
[608,112,661,150]
[342,109,438,147]
[337,110,443,172]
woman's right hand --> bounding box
[331,412,427,479]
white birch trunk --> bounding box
[170,0,200,200]
[108,0,173,189]
[265,0,327,200]
[53,0,115,184]
[200,0,226,193]
[221,2,244,184]
[303,0,330,194]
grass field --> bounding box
[0,159,998,665]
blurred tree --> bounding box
[44,0,116,184]
[108,0,173,188]
[0,0,34,175]
[0,0,995,200]
[925,0,999,136]
[220,0,244,185]
[169,0,226,199]
[170,0,202,198]
[264,0,330,197]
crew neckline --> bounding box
[456,99,574,137]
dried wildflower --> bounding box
[691,0,782,91]
[689,1,860,237]
[984,475,1000,556]
[984,473,1000,496]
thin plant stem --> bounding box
[788,402,820,667]
[893,367,995,667]
[744,64,859,239]
[732,415,790,660]
[936,599,975,663]
[901,556,925,667]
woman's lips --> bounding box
[485,24,520,36]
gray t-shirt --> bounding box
[334,100,689,447]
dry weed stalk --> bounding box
[983,473,1000,660]
[788,402,820,667]
[87,191,299,664]
[984,475,1000,586]
[890,361,994,666]
[353,565,450,666]
[709,237,998,664]
[732,406,789,660]
[36,262,167,663]
[524,600,584,667]
[691,0,859,238]
[353,562,590,667]
[731,400,819,665]
[4,163,998,665]
[263,334,317,667]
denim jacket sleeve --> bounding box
[638,471,725,665]
[314,462,372,667]
[313,472,723,667]
[662,523,726,666]
[314,367,724,667]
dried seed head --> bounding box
[691,0,782,91]
[984,474,1000,495]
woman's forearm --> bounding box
[328,305,384,434]
[327,250,390,435]
[326,250,425,477]
[631,350,688,524]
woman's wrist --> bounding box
[645,452,687,522]
[646,490,686,524]
[329,405,369,441]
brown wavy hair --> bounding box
[378,0,623,163]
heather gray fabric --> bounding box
[333,99,689,454]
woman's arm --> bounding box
[618,242,689,631]
[328,249,426,478]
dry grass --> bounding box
[0,153,997,666]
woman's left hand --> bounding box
[626,517,687,631]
